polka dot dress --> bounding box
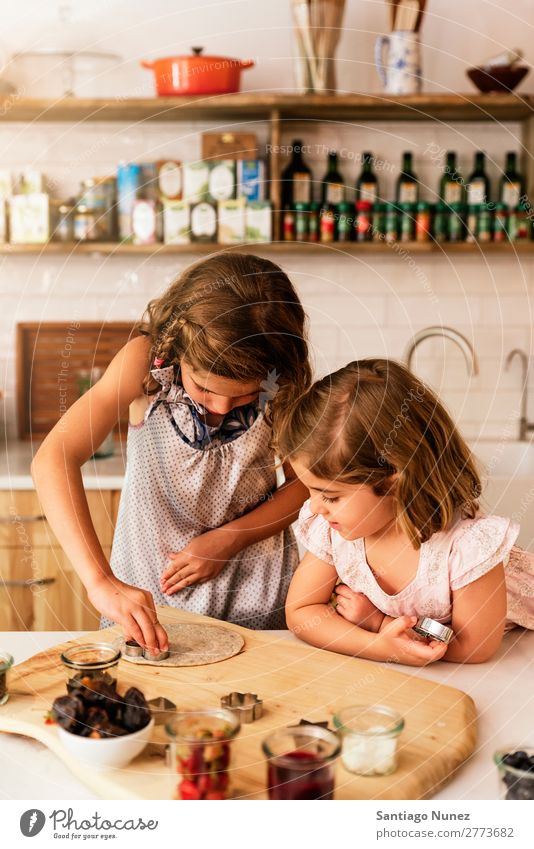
[107,366,298,629]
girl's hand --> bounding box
[88,575,168,653]
[376,616,449,666]
[160,529,237,595]
[335,585,385,632]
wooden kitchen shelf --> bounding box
[3,240,534,256]
[0,93,533,123]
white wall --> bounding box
[1,0,534,443]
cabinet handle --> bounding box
[1,577,56,588]
[0,514,46,523]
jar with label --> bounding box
[52,199,75,242]
[384,202,398,243]
[355,200,372,242]
[448,203,465,242]
[79,177,116,240]
[294,202,309,241]
[74,204,99,241]
[190,201,218,242]
[433,203,448,243]
[415,202,431,242]
[319,205,335,242]
[308,202,320,243]
[493,203,508,243]
[465,205,478,243]
[337,202,354,242]
[372,202,386,241]
[283,208,296,241]
[399,203,416,242]
[510,202,531,241]
[476,203,493,243]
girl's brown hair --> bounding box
[274,358,482,547]
[136,252,311,420]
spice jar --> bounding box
[79,176,117,241]
[337,202,354,242]
[415,201,431,242]
[399,202,416,242]
[74,204,99,242]
[333,704,404,776]
[465,204,479,243]
[283,208,296,241]
[372,202,387,241]
[510,202,531,241]
[355,200,372,242]
[166,709,240,800]
[308,202,320,242]
[433,202,449,243]
[262,724,340,800]
[0,652,14,706]
[319,205,335,243]
[493,202,508,243]
[448,202,466,242]
[384,202,398,243]
[294,202,309,241]
[60,643,121,692]
[476,202,493,243]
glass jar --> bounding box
[262,724,340,800]
[319,205,335,243]
[415,201,431,242]
[433,202,449,243]
[399,203,416,242]
[308,202,320,242]
[493,202,508,243]
[51,199,75,242]
[448,202,466,242]
[476,202,493,242]
[384,202,399,243]
[372,202,387,241]
[166,709,240,800]
[60,643,121,691]
[0,652,14,706]
[337,202,354,242]
[294,202,309,241]
[74,203,99,241]
[333,704,404,776]
[494,748,534,800]
[510,202,531,241]
[283,208,296,241]
[465,204,479,243]
[355,200,372,242]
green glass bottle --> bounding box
[466,152,490,206]
[356,152,379,204]
[396,152,419,205]
[499,151,525,210]
[440,151,463,206]
[321,151,345,206]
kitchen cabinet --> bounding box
[0,489,115,630]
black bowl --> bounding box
[467,65,529,94]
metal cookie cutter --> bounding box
[124,640,170,661]
[413,617,454,644]
[221,692,263,723]
[147,696,177,726]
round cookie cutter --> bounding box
[413,617,454,644]
[124,640,169,661]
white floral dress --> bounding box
[295,500,534,630]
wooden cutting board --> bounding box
[0,608,477,800]
[16,321,137,441]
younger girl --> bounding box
[32,253,311,651]
[275,358,534,666]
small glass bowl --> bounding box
[262,724,341,800]
[333,704,405,776]
[60,643,121,690]
[166,709,241,800]
[494,747,534,800]
[0,652,14,706]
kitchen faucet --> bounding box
[403,326,479,376]
[505,348,534,441]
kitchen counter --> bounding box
[0,627,532,801]
[0,441,126,489]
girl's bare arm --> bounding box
[442,564,507,663]
[31,335,168,651]
[286,552,447,666]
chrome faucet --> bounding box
[505,348,534,441]
[403,326,479,376]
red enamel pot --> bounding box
[141,47,254,96]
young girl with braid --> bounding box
[32,254,311,651]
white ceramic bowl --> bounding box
[57,718,155,772]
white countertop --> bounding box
[1,627,533,801]
[0,441,126,489]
